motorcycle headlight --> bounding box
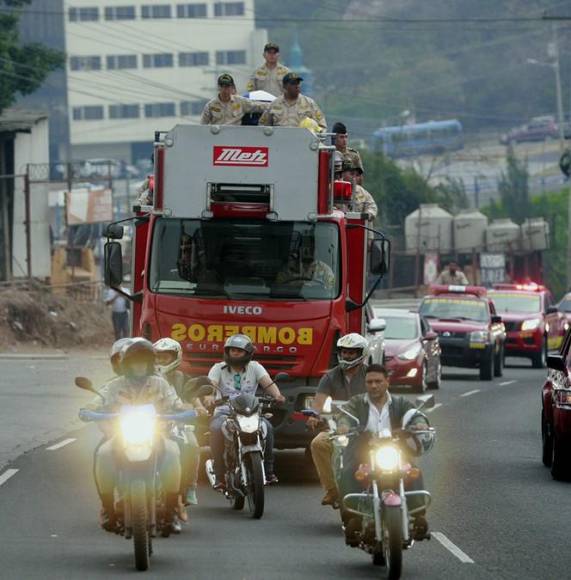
[120,407,156,445]
[398,344,422,361]
[374,445,400,471]
[521,318,541,331]
[236,414,259,434]
[469,330,489,343]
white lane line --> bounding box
[500,380,516,386]
[460,389,480,398]
[426,403,443,413]
[432,532,475,564]
[46,438,76,451]
[0,469,19,487]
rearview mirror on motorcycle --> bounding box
[74,376,104,400]
[414,394,435,411]
[274,372,289,382]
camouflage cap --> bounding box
[217,73,235,86]
[264,42,280,52]
[283,72,303,85]
[341,160,359,173]
[332,122,348,135]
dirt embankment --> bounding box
[0,288,113,351]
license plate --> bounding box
[469,343,486,349]
[304,396,315,409]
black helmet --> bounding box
[121,338,155,378]
[223,334,255,367]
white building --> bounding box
[63,0,268,162]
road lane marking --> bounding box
[0,469,19,487]
[46,438,76,451]
[432,532,475,564]
[460,389,480,398]
[500,380,516,386]
[426,403,443,413]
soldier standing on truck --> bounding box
[246,42,290,97]
[259,73,327,130]
[339,161,378,222]
[201,74,269,125]
[332,122,363,172]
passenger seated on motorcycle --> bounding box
[207,334,286,489]
[307,333,369,508]
[90,339,187,532]
[336,364,432,543]
[154,338,207,512]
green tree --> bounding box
[0,0,63,113]
[496,148,531,224]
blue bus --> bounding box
[372,120,464,158]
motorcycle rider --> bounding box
[336,364,432,543]
[307,333,369,507]
[153,338,205,510]
[207,334,286,489]
[88,339,187,532]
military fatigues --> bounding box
[353,184,378,219]
[275,260,335,289]
[435,270,469,285]
[338,147,363,172]
[200,95,268,125]
[246,63,290,97]
[260,94,327,130]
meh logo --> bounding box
[213,146,269,167]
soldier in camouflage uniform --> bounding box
[246,42,290,98]
[275,249,336,290]
[201,73,268,125]
[260,73,327,130]
[332,122,364,174]
[335,161,378,222]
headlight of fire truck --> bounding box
[521,318,541,331]
[469,330,490,343]
[374,445,400,472]
[398,344,422,361]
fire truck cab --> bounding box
[104,125,389,449]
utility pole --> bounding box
[549,24,565,152]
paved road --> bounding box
[0,357,568,579]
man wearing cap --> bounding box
[333,122,364,173]
[259,72,326,130]
[247,43,290,98]
[340,161,378,221]
[201,73,268,125]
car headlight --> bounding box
[398,344,422,360]
[236,414,259,434]
[374,445,400,471]
[521,318,541,331]
[120,407,156,445]
[469,330,490,343]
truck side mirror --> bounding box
[368,318,386,334]
[370,239,390,276]
[104,241,124,287]
[547,354,566,372]
[105,224,124,240]
[491,315,502,324]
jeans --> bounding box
[210,412,275,480]
[111,311,129,340]
[175,427,200,495]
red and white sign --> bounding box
[213,146,269,167]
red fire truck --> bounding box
[104,125,389,449]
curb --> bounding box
[0,354,69,360]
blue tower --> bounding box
[288,32,314,96]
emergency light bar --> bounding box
[429,284,487,297]
[493,283,544,292]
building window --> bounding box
[107,55,138,70]
[70,56,102,71]
[143,53,174,68]
[177,3,207,18]
[69,7,99,22]
[215,50,246,65]
[109,104,140,119]
[72,106,104,121]
[104,6,136,20]
[142,4,172,18]
[179,52,209,67]
[180,100,208,116]
[144,103,176,118]
[214,2,245,16]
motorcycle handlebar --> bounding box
[79,408,198,423]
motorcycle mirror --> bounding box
[414,394,435,411]
[195,384,215,398]
[74,376,104,401]
[274,372,289,381]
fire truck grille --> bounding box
[503,321,520,332]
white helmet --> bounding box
[110,338,133,375]
[153,338,182,375]
[336,333,369,370]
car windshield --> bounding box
[149,218,340,300]
[491,293,541,314]
[420,297,489,322]
[558,298,571,312]
[378,316,419,340]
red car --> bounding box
[489,283,567,368]
[419,285,506,381]
[373,308,441,393]
[556,292,571,325]
[541,330,571,480]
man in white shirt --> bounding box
[104,287,130,340]
[207,334,285,488]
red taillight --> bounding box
[333,180,352,202]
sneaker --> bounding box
[344,517,361,547]
[171,516,182,534]
[265,473,279,485]
[213,481,226,493]
[321,489,339,507]
[177,496,188,522]
[412,515,430,541]
[186,486,198,506]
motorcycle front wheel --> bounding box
[383,507,403,580]
[246,452,265,519]
[130,479,150,571]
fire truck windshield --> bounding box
[149,218,341,300]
